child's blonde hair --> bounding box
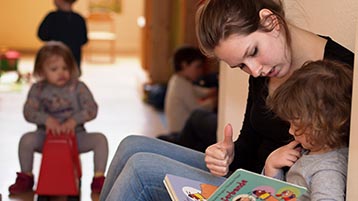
[33,41,79,80]
[267,60,352,150]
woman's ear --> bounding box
[259,8,280,31]
[259,8,273,19]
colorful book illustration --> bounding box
[164,169,307,201]
[164,174,219,201]
[208,169,307,201]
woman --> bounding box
[100,0,353,200]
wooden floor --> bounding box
[0,54,167,201]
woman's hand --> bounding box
[205,124,235,176]
[264,140,302,177]
[45,116,62,135]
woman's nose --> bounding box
[246,60,263,77]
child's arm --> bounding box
[70,82,98,125]
[188,86,216,109]
[264,141,301,178]
[310,162,347,200]
[23,84,50,125]
[24,83,65,134]
[193,85,217,99]
[37,13,52,41]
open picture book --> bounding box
[164,168,307,201]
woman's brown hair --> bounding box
[196,0,290,58]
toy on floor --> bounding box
[36,132,82,201]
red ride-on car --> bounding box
[36,132,82,201]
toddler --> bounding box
[9,41,108,195]
[265,60,352,200]
[38,0,88,75]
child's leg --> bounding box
[76,132,108,193]
[18,131,46,174]
[76,132,108,174]
[10,130,45,194]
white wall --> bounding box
[217,0,358,198]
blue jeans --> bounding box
[100,135,226,201]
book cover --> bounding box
[208,168,307,201]
[164,174,219,201]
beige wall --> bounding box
[347,26,358,200]
[217,0,358,198]
[0,0,143,53]
[0,0,52,50]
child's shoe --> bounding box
[9,172,34,194]
[91,176,105,193]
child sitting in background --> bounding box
[265,60,352,200]
[9,41,108,195]
[164,46,217,134]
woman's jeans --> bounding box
[100,135,225,201]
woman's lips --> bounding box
[267,66,279,77]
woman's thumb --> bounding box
[223,123,234,146]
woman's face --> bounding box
[214,30,291,78]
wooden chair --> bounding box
[86,12,116,63]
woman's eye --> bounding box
[231,63,246,69]
[230,63,245,69]
[251,47,258,56]
[237,64,246,69]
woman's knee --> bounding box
[119,135,146,146]
[117,135,151,153]
[125,153,164,174]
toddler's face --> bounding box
[288,122,314,151]
[183,60,204,81]
[42,55,70,87]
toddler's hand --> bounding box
[45,116,62,135]
[60,118,77,134]
[264,140,302,177]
